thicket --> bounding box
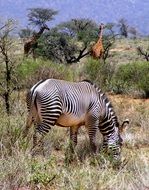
[16,59,76,89]
[15,58,149,99]
[111,61,149,98]
[84,59,149,98]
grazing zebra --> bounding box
[23,79,129,160]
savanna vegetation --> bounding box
[0,7,149,190]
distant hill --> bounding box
[0,0,149,35]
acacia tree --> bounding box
[37,19,118,64]
[102,22,118,63]
[19,8,58,38]
[19,8,58,59]
[27,8,58,27]
[37,18,98,63]
[118,18,129,38]
[18,27,33,39]
[0,19,18,114]
[137,46,149,61]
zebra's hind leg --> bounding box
[31,122,51,157]
[22,114,33,138]
[32,129,45,157]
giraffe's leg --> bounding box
[32,48,36,60]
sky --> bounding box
[0,0,149,35]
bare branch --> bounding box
[137,46,149,61]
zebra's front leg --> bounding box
[88,127,98,154]
[86,118,98,154]
[64,126,79,165]
[100,137,108,154]
[69,126,79,153]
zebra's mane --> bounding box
[82,79,119,127]
[81,79,112,107]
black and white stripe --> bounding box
[25,79,123,160]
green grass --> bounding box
[0,37,149,189]
[0,94,149,190]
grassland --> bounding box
[0,34,149,190]
[0,92,149,190]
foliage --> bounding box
[37,27,79,63]
[137,46,149,61]
[117,18,138,38]
[110,61,149,97]
[27,8,58,27]
[59,18,98,45]
[83,58,115,91]
[36,18,98,63]
[0,19,19,114]
[37,19,117,64]
[18,27,33,39]
[118,18,129,38]
[16,59,75,89]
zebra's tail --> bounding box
[22,90,37,138]
[23,82,42,138]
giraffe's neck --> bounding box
[99,27,103,40]
[95,27,103,44]
[33,27,46,40]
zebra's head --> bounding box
[118,119,130,146]
[114,119,129,146]
[112,119,129,160]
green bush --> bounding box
[111,61,149,98]
[83,58,115,91]
[16,59,75,89]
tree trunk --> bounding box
[5,57,11,115]
[4,92,10,115]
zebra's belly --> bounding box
[56,113,85,127]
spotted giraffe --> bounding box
[23,24,50,59]
[91,23,104,59]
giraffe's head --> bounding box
[99,23,104,31]
[42,23,50,31]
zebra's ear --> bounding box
[120,119,130,133]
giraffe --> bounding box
[90,23,104,59]
[23,24,50,59]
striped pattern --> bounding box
[25,79,123,159]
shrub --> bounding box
[83,58,115,91]
[111,61,149,98]
[16,59,75,89]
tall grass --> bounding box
[16,58,76,89]
[0,94,149,190]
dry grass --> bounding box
[0,94,149,190]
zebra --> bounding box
[23,79,129,160]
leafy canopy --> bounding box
[27,8,58,27]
